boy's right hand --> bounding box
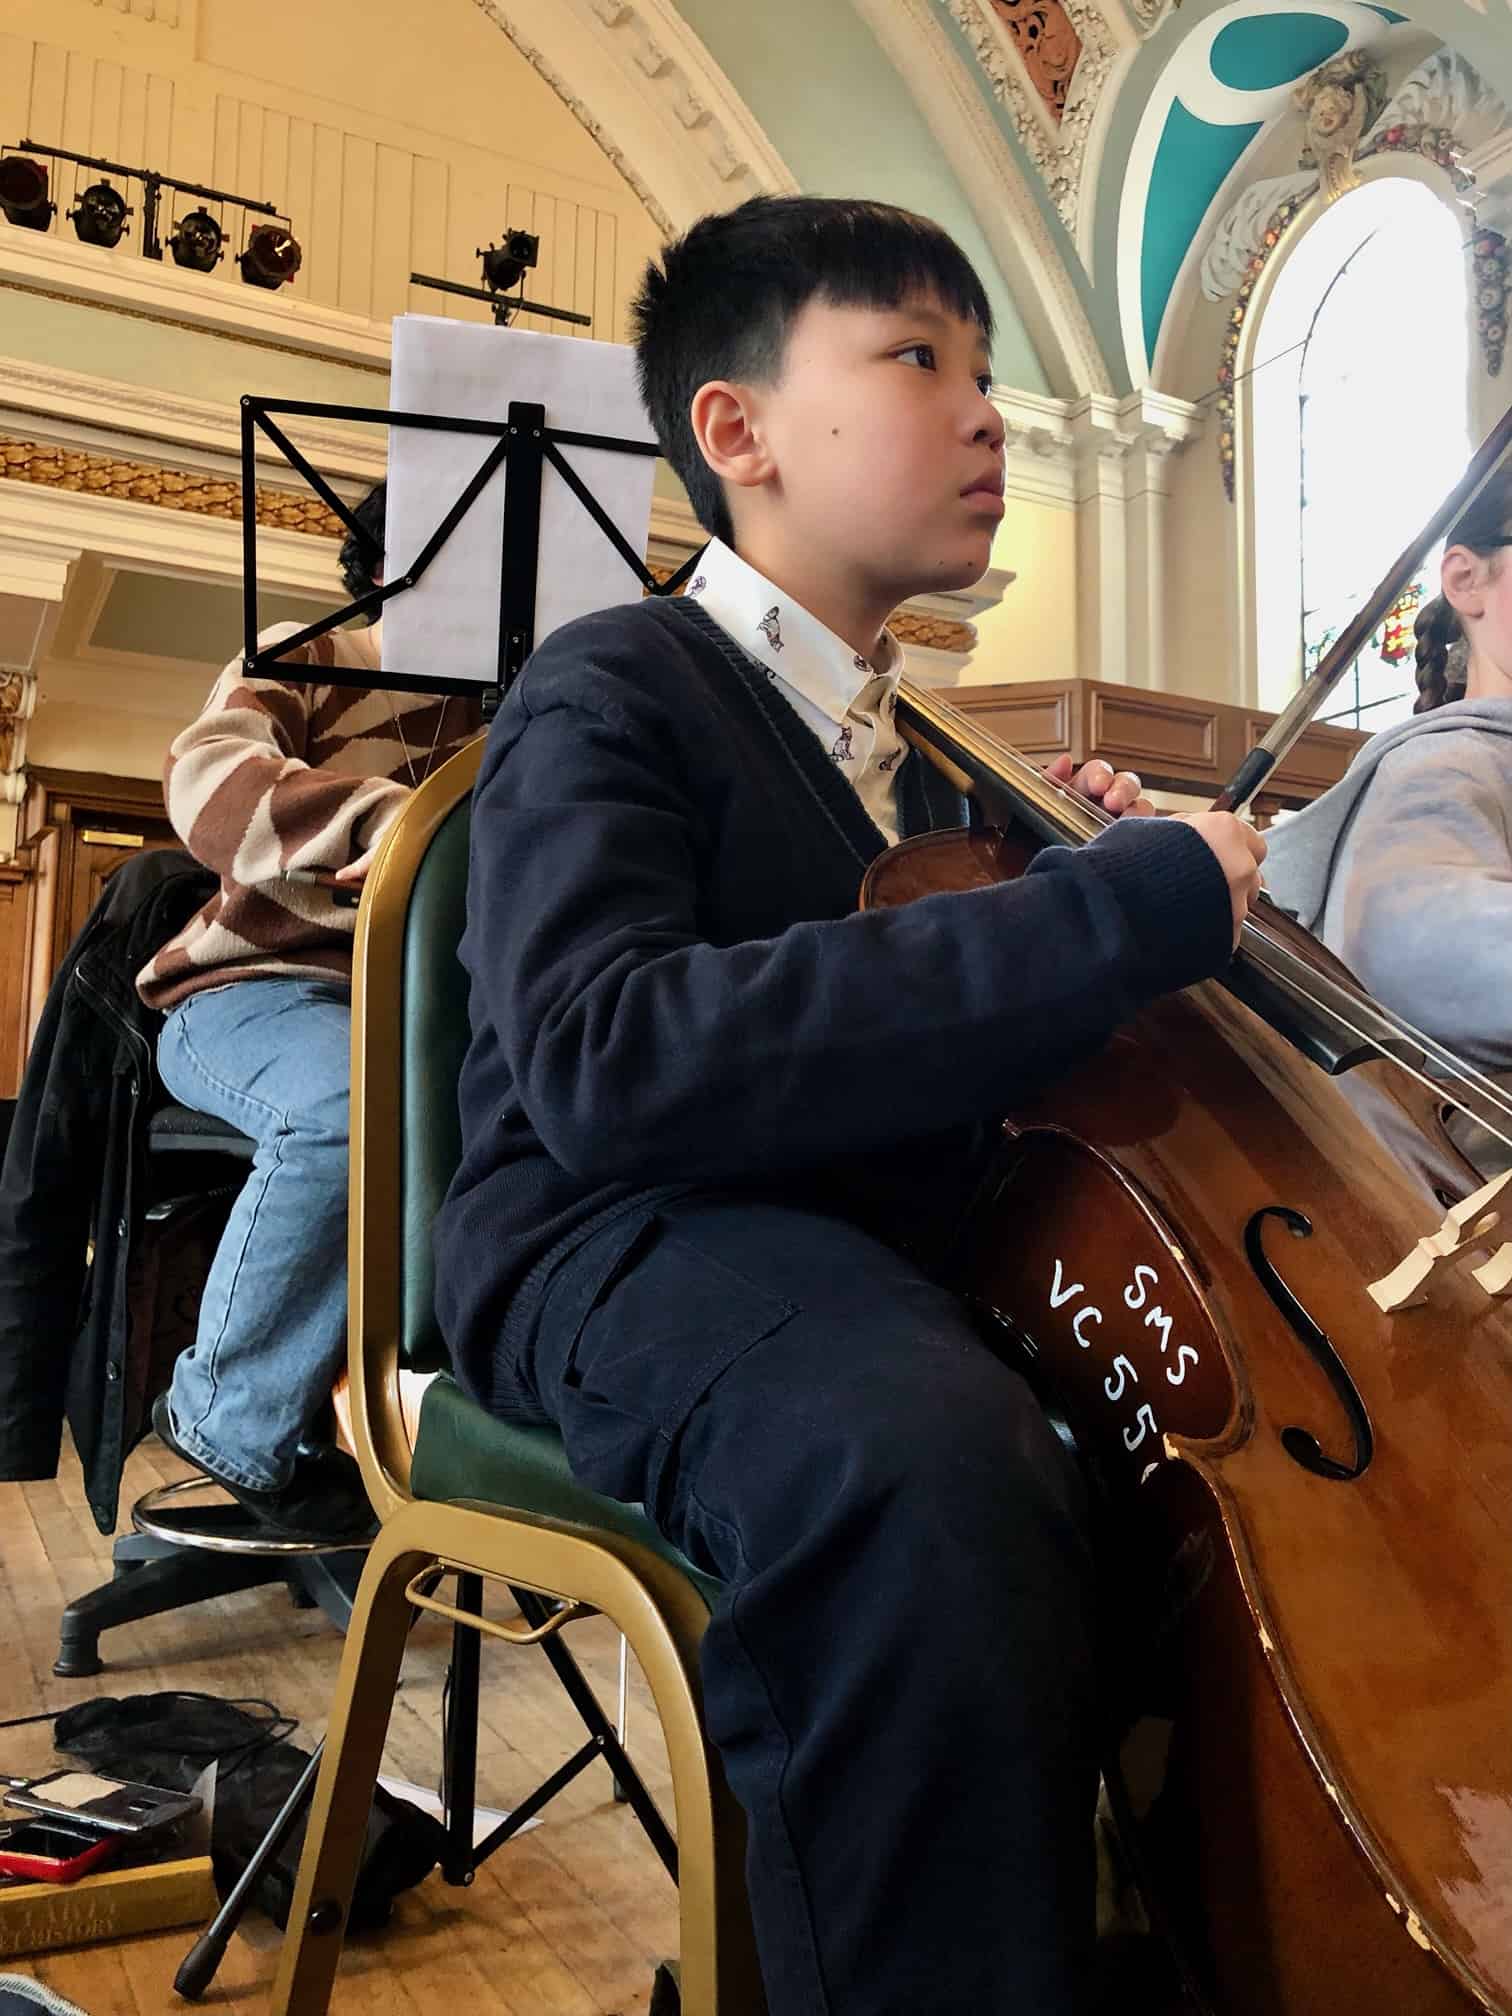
[1169,813,1267,951]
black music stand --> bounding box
[239,394,701,709]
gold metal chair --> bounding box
[271,740,764,2016]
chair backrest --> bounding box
[348,738,483,1514]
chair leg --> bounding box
[440,1572,481,1884]
[614,1631,631,1804]
[269,1523,431,2016]
[55,1550,290,1678]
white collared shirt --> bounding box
[686,539,907,846]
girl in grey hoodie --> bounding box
[1263,466,1512,1176]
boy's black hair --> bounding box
[631,196,995,546]
[338,479,386,614]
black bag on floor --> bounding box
[52,1692,444,1933]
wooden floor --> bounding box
[0,1431,679,2015]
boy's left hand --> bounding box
[1047,754,1153,819]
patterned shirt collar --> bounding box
[685,538,903,724]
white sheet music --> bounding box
[384,316,656,688]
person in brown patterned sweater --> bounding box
[141,484,481,1539]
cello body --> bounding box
[864,825,1512,2015]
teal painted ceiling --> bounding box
[1138,4,1396,366]
[1209,15,1348,90]
[1142,105,1262,363]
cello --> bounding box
[862,409,1512,2013]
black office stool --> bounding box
[54,1104,365,1678]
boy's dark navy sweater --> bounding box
[435,594,1234,1409]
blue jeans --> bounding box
[156,978,351,1491]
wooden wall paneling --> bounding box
[282,112,315,303]
[593,208,618,346]
[0,867,36,1102]
[60,46,95,161]
[1090,687,1223,789]
[1252,716,1364,799]
[338,132,377,319]
[945,679,1366,808]
[521,185,548,336]
[946,684,1075,759]
[260,105,291,223]
[408,152,449,316]
[92,60,125,198]
[371,142,413,325]
[210,91,238,199]
[115,62,148,218]
[525,188,559,337]
[0,23,641,391]
[29,41,68,154]
[47,801,81,980]
[307,117,345,312]
[25,827,58,1058]
[574,202,598,340]
[143,68,173,177]
[444,169,492,326]
[555,196,583,331]
[233,96,263,239]
[0,35,32,147]
[503,179,532,327]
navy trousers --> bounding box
[501,1196,1099,2016]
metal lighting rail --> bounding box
[14,136,282,260]
[408,270,592,329]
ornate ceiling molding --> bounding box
[1201,48,1511,494]
[1121,0,1173,32]
[852,0,1113,397]
[934,0,1122,231]
[470,0,797,238]
[0,359,385,488]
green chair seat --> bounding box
[411,1374,725,1611]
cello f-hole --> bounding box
[1244,1206,1375,1482]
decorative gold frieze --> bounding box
[0,438,347,537]
[888,611,977,654]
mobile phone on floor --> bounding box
[0,1820,120,1883]
[4,1769,201,1836]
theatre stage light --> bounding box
[478,228,538,295]
[238,221,302,289]
[69,179,131,249]
[170,206,224,272]
[0,156,54,231]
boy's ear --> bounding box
[1443,543,1489,622]
[689,380,776,494]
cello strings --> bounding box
[898,696,1512,1155]
[1029,759,1512,1143]
[1234,926,1512,1156]
[1239,907,1512,1118]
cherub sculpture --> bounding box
[1295,52,1388,203]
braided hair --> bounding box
[1413,467,1512,712]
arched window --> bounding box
[1252,177,1471,729]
